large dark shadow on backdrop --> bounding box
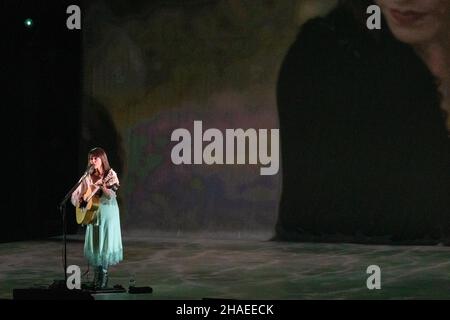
[275,3,450,245]
[78,96,125,201]
[2,0,82,242]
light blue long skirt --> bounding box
[84,197,123,268]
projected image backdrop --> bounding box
[81,0,335,234]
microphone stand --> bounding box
[58,168,91,285]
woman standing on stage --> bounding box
[71,147,123,289]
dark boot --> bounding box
[100,269,108,289]
[94,266,103,289]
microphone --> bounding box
[77,164,94,183]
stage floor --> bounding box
[1,233,449,300]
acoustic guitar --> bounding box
[76,185,101,225]
[75,171,117,225]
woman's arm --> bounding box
[98,183,116,199]
[71,178,88,207]
[96,169,120,200]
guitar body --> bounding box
[76,186,100,225]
